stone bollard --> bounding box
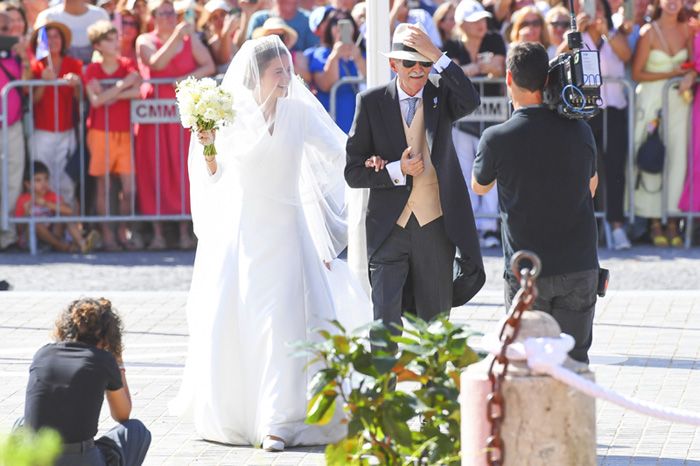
[461,311,596,466]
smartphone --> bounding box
[229,7,242,16]
[339,19,353,45]
[184,7,196,25]
[583,0,596,19]
[623,0,635,21]
[0,35,19,58]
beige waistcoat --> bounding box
[396,100,443,227]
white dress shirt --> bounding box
[386,53,452,186]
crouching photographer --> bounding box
[17,298,151,466]
[472,42,601,364]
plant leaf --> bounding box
[306,392,337,425]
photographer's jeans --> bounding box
[13,417,151,466]
[504,269,598,364]
[0,121,25,248]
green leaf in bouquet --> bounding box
[372,356,398,375]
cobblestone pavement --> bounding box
[1,248,699,465]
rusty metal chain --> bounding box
[485,250,541,466]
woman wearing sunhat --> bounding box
[29,20,83,209]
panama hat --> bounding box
[382,23,431,63]
[31,19,72,53]
[252,17,298,50]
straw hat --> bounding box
[382,23,431,63]
[252,17,298,50]
[31,19,72,53]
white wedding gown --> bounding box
[169,48,372,445]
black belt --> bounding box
[62,438,95,454]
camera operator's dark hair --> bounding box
[506,42,549,92]
[54,298,124,359]
[323,10,358,48]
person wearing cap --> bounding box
[29,19,83,209]
[307,9,364,133]
[445,0,506,249]
[345,23,485,335]
[308,4,334,40]
[246,0,319,52]
[390,0,443,49]
[33,0,110,63]
[199,0,238,72]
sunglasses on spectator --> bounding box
[549,20,569,29]
[155,10,176,17]
[401,59,432,68]
[521,19,543,28]
[122,20,139,27]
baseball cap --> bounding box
[308,5,334,34]
[455,0,493,23]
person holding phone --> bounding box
[307,10,365,132]
[199,0,238,72]
[444,0,506,248]
[563,0,634,250]
[135,0,214,250]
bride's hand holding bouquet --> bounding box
[176,77,236,158]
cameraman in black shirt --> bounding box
[472,42,599,364]
[20,298,151,466]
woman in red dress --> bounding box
[135,0,214,250]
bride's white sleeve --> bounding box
[300,102,350,262]
[188,137,229,241]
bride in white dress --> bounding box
[169,36,371,451]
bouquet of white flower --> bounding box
[176,76,236,157]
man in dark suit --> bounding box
[345,23,485,333]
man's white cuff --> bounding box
[432,53,452,73]
[386,161,406,186]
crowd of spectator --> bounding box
[0,0,698,252]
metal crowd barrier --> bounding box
[2,74,697,254]
[1,77,192,255]
[329,76,365,123]
[661,76,700,248]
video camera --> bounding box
[543,0,603,120]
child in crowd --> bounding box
[85,20,142,251]
[15,161,96,253]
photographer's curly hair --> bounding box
[54,298,124,359]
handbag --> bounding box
[636,113,665,174]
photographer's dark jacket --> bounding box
[473,106,599,277]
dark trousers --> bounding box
[588,107,628,224]
[504,269,598,364]
[14,418,151,466]
[369,215,455,334]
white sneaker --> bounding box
[611,227,631,250]
[262,436,285,452]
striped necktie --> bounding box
[405,97,419,127]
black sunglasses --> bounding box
[549,20,569,29]
[401,59,432,68]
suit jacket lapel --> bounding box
[422,80,438,155]
[380,79,407,160]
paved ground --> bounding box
[0,249,699,465]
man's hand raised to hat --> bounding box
[402,24,442,64]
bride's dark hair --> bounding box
[243,39,289,90]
